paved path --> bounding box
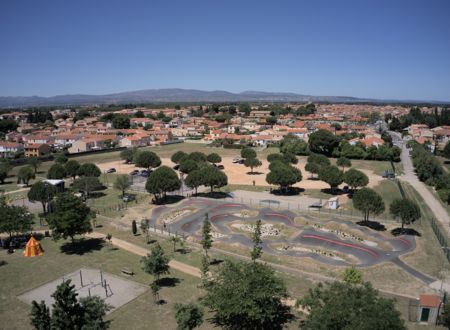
[86,232,201,278]
[393,131,450,237]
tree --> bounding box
[54,152,68,164]
[241,147,257,159]
[341,266,363,284]
[174,303,204,330]
[318,165,343,192]
[0,199,33,238]
[30,300,51,330]
[150,281,161,304]
[28,181,57,214]
[30,280,111,330]
[305,162,320,179]
[113,174,130,197]
[145,166,181,202]
[141,243,171,281]
[171,151,188,164]
[72,176,103,199]
[244,157,262,174]
[299,281,406,330]
[343,168,369,192]
[77,163,101,177]
[179,159,199,174]
[440,302,450,329]
[18,165,36,186]
[187,152,207,163]
[266,116,277,125]
[46,192,93,241]
[170,236,181,252]
[207,153,222,165]
[266,162,302,192]
[308,129,340,156]
[200,255,210,288]
[239,103,251,116]
[201,213,213,258]
[307,153,331,167]
[134,151,161,170]
[202,166,227,193]
[251,219,263,261]
[120,148,136,163]
[444,140,450,159]
[389,198,421,230]
[28,157,42,174]
[65,160,80,180]
[336,157,352,172]
[0,163,12,184]
[112,115,130,129]
[47,164,66,180]
[185,170,203,195]
[203,260,292,330]
[353,188,385,222]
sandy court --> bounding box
[97,157,382,190]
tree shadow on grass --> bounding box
[356,220,386,231]
[0,180,13,185]
[391,228,421,237]
[209,258,223,266]
[156,299,167,305]
[60,238,104,255]
[271,187,304,196]
[320,188,346,196]
[153,195,185,205]
[246,171,264,175]
[157,277,182,287]
[196,191,231,199]
[88,192,107,199]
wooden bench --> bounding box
[121,268,134,276]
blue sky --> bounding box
[1,0,449,101]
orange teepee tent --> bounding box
[24,236,43,257]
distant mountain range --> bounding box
[0,88,447,108]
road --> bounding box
[390,131,450,237]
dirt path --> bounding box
[86,232,201,278]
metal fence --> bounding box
[430,217,450,262]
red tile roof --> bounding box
[419,295,441,308]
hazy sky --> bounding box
[1,0,449,101]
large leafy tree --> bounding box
[305,162,320,179]
[141,243,171,281]
[389,198,421,230]
[120,148,137,163]
[206,153,222,165]
[179,159,199,174]
[72,176,103,199]
[145,166,181,201]
[0,163,12,184]
[266,162,302,192]
[64,160,80,180]
[77,163,101,177]
[174,303,204,330]
[244,157,262,174]
[47,164,67,180]
[308,129,340,156]
[318,165,343,192]
[112,114,130,129]
[30,279,111,330]
[241,147,257,159]
[343,168,369,192]
[46,192,93,241]
[171,151,188,164]
[307,153,330,167]
[187,152,207,163]
[134,151,161,170]
[18,165,36,186]
[203,260,292,330]
[202,166,228,193]
[185,170,203,195]
[280,135,309,156]
[336,157,352,172]
[299,281,406,330]
[113,174,131,197]
[353,188,385,222]
[0,199,33,238]
[54,152,68,164]
[28,157,42,174]
[28,181,57,214]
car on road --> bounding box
[382,170,395,179]
[122,194,136,202]
[130,170,139,176]
[140,170,151,177]
[217,164,225,170]
[232,158,241,163]
[106,168,116,173]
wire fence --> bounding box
[90,194,151,217]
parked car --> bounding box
[382,171,395,179]
[106,168,116,173]
[130,170,139,176]
[140,171,151,177]
[217,165,225,170]
[342,185,350,193]
[122,194,136,202]
[173,164,180,170]
[232,158,241,163]
[238,159,245,164]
